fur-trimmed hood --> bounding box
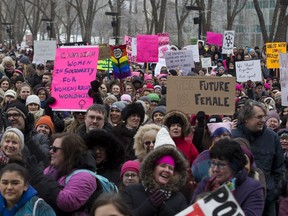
[140,146,187,192]
[163,110,191,137]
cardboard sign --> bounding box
[164,49,194,70]
[201,57,212,68]
[167,76,235,115]
[136,34,159,62]
[235,60,262,82]
[222,31,235,54]
[206,32,223,47]
[184,45,200,63]
[33,40,57,61]
[266,42,287,69]
[280,53,288,106]
[98,44,111,60]
[176,185,245,216]
[50,46,99,111]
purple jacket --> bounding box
[44,166,97,216]
[192,172,265,216]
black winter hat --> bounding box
[121,102,145,124]
[165,115,184,128]
[6,100,28,119]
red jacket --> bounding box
[173,137,199,166]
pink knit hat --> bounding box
[120,160,140,179]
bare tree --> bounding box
[175,0,190,47]
[143,0,154,34]
[150,0,168,34]
[226,0,247,30]
[195,0,213,38]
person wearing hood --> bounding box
[84,129,125,186]
[123,139,188,215]
[112,102,145,161]
[232,99,283,216]
[0,162,56,216]
[26,133,97,215]
[163,110,199,166]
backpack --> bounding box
[65,169,118,213]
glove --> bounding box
[149,190,166,207]
[88,80,103,104]
[90,80,100,93]
[26,155,43,180]
[205,176,220,192]
[44,97,56,116]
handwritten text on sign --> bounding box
[266,42,287,69]
[176,185,244,216]
[50,46,99,111]
[33,40,57,61]
[167,76,235,115]
[136,34,159,63]
[236,60,262,82]
[165,49,194,69]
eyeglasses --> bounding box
[123,173,138,178]
[253,115,266,120]
[7,113,22,120]
[210,161,229,170]
[50,146,62,153]
[144,140,155,146]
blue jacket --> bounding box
[0,185,56,216]
[232,124,284,201]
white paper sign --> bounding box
[164,49,194,70]
[222,31,235,54]
[235,60,262,82]
[184,45,200,63]
[176,185,245,216]
[201,57,212,68]
[33,40,57,61]
[154,58,167,76]
[280,53,288,106]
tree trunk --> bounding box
[273,4,288,42]
[253,0,269,42]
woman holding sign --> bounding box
[191,138,265,216]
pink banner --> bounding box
[50,46,99,111]
[157,32,170,46]
[206,32,223,47]
[136,34,159,63]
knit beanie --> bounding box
[151,106,166,119]
[120,160,140,179]
[19,55,30,65]
[4,89,16,98]
[1,127,25,150]
[265,110,280,122]
[274,92,282,101]
[144,83,154,91]
[25,95,41,106]
[148,93,160,102]
[139,96,151,104]
[154,127,176,149]
[120,94,132,103]
[35,115,55,133]
[111,101,126,112]
[6,100,28,119]
[207,122,232,137]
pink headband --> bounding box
[156,155,175,167]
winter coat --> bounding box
[191,171,265,216]
[0,185,56,216]
[77,122,113,139]
[123,146,188,216]
[232,124,284,202]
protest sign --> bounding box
[136,34,159,62]
[266,42,287,69]
[222,31,235,54]
[33,40,57,61]
[280,53,288,106]
[201,57,212,68]
[167,76,235,115]
[57,42,88,47]
[184,45,199,62]
[50,46,99,111]
[157,32,170,46]
[110,45,131,79]
[98,44,110,60]
[154,58,166,76]
[235,60,262,82]
[164,49,194,70]
[97,59,112,71]
[124,35,137,62]
[176,185,244,216]
[206,32,223,47]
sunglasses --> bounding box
[144,141,155,146]
[50,146,62,153]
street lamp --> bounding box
[2,22,13,48]
[41,18,53,40]
[186,5,202,39]
[105,11,119,45]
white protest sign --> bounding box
[201,57,212,68]
[235,60,262,82]
[184,45,200,62]
[176,185,245,216]
[222,31,235,54]
[33,40,57,61]
[164,49,194,70]
[280,53,288,106]
[154,58,166,76]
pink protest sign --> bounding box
[157,32,170,46]
[124,35,137,62]
[136,34,159,63]
[50,46,99,111]
[206,32,223,47]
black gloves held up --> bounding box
[149,190,166,208]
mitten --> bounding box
[44,97,56,116]
[149,190,166,207]
[26,155,43,179]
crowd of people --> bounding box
[0,41,287,216]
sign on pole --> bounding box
[184,45,200,63]
[266,42,287,69]
[136,34,159,63]
[280,53,288,106]
[167,76,236,115]
[235,60,262,82]
[164,49,194,70]
[222,31,235,54]
[206,32,223,47]
[50,46,99,111]
[33,40,57,62]
[201,57,212,68]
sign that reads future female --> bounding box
[280,53,288,106]
[235,60,262,82]
[222,31,235,54]
[164,49,194,70]
[50,46,99,111]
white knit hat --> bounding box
[154,127,176,149]
[25,95,41,106]
[4,89,16,98]
[1,127,25,150]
